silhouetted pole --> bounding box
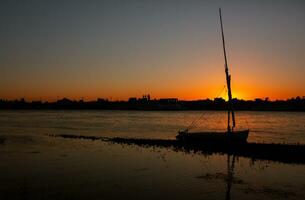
[219,8,235,132]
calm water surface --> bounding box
[0,110,305,199]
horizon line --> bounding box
[1,96,305,103]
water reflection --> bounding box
[1,133,305,199]
[226,154,235,200]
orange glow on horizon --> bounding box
[1,78,304,102]
[1,59,304,102]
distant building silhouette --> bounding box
[128,97,137,103]
[0,96,305,111]
[159,98,178,103]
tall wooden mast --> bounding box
[219,8,235,132]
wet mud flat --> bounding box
[49,134,305,165]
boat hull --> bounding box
[176,129,249,143]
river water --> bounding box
[0,110,305,199]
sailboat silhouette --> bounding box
[176,8,249,143]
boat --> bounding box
[176,8,249,143]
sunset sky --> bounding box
[1,0,305,101]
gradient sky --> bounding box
[1,0,305,101]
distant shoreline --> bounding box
[1,97,305,111]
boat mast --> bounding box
[219,8,235,132]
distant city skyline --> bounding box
[1,0,305,101]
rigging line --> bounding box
[192,114,207,128]
[186,115,200,129]
[186,85,227,131]
[215,85,226,99]
[186,117,198,130]
[186,85,226,131]
[186,112,208,130]
[186,119,197,130]
[186,87,226,131]
[187,115,203,129]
